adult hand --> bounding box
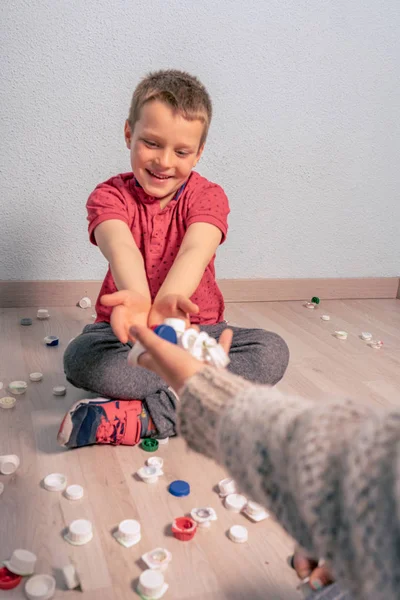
[131,324,233,393]
[148,294,199,328]
[100,290,151,343]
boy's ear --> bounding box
[194,143,205,167]
[124,120,132,149]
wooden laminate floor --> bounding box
[1,299,399,599]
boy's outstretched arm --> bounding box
[149,222,222,324]
[94,220,151,342]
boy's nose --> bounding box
[156,149,173,169]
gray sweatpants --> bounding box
[63,322,289,438]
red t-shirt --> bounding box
[87,171,230,325]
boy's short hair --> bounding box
[128,69,212,147]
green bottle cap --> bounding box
[311,296,320,304]
[141,438,159,452]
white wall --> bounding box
[1,0,399,281]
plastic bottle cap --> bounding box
[168,480,190,497]
[191,507,217,527]
[127,341,146,367]
[61,564,80,590]
[137,569,168,598]
[157,437,169,445]
[137,465,162,483]
[146,456,164,469]
[321,315,330,321]
[243,501,269,522]
[53,386,66,396]
[65,519,93,545]
[0,396,16,409]
[37,309,50,319]
[8,381,28,395]
[29,372,43,382]
[78,297,92,309]
[114,519,142,547]
[20,318,33,326]
[153,324,178,344]
[142,548,172,572]
[0,454,20,475]
[44,335,59,346]
[25,574,56,600]
[228,525,248,543]
[311,296,320,304]
[361,331,373,340]
[205,344,230,368]
[0,567,22,590]
[65,484,84,500]
[304,302,316,309]
[3,549,37,575]
[163,318,186,335]
[43,473,67,492]
[179,328,199,351]
[141,438,159,452]
[224,493,247,512]
[335,331,348,340]
[218,477,237,497]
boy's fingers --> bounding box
[100,291,129,306]
[219,328,233,353]
[176,297,199,314]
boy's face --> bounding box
[125,100,205,203]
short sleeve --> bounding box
[86,177,130,245]
[186,182,230,243]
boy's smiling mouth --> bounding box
[146,169,172,180]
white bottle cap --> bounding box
[4,549,37,575]
[61,564,80,590]
[218,477,237,497]
[163,318,186,335]
[191,331,211,360]
[29,372,43,382]
[304,302,316,309]
[114,519,141,547]
[53,386,66,396]
[142,548,172,572]
[157,437,169,445]
[361,331,373,340]
[224,493,247,513]
[335,330,348,340]
[65,484,84,500]
[43,473,67,492]
[0,454,20,475]
[137,465,162,483]
[65,519,93,545]
[205,344,230,368]
[243,501,270,522]
[146,456,164,469]
[8,380,28,395]
[321,315,331,321]
[78,296,92,309]
[179,328,199,351]
[228,525,248,543]
[137,569,167,598]
[25,574,56,600]
[127,341,146,367]
[191,507,217,528]
[0,396,16,409]
[37,309,50,319]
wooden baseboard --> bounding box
[0,277,399,308]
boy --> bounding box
[59,69,289,449]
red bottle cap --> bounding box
[172,516,197,541]
[0,566,22,590]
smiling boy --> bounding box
[59,70,289,449]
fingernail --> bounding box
[311,579,323,591]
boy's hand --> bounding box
[131,324,233,393]
[148,294,199,328]
[100,290,151,344]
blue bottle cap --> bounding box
[168,480,190,497]
[153,325,178,345]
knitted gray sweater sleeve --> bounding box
[179,366,400,600]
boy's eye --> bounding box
[143,140,158,148]
[176,150,189,157]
